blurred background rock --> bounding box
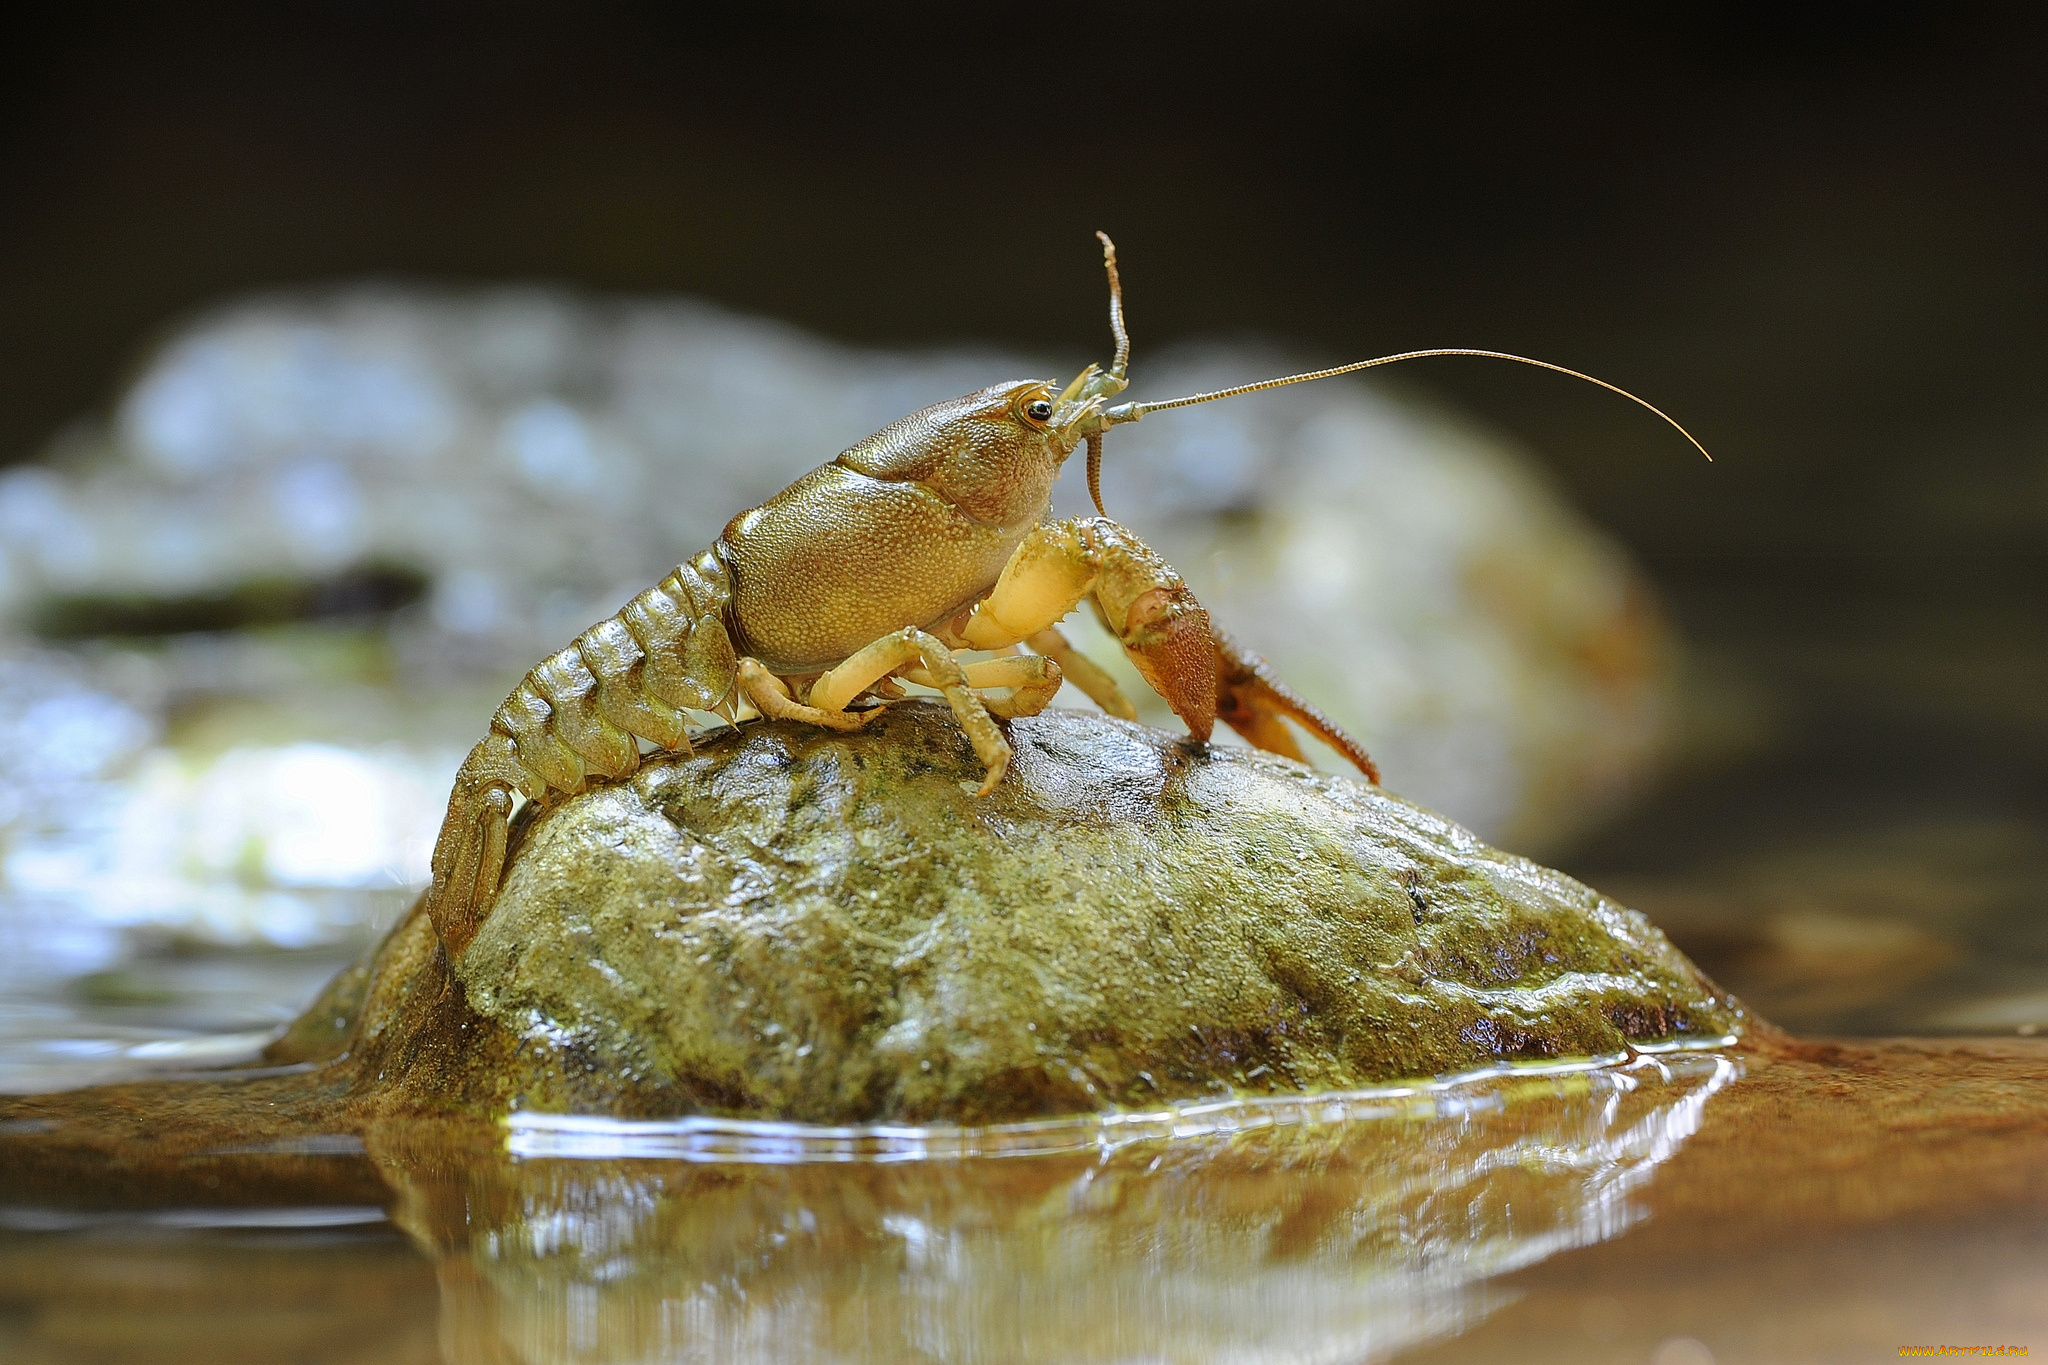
[1,2,2045,1082]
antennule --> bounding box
[1096,231,1130,377]
[1109,349,1713,462]
[1087,230,1130,516]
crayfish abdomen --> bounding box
[428,548,738,956]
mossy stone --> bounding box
[444,701,1740,1123]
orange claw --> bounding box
[1213,630,1379,784]
[1119,586,1218,743]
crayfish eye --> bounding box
[1024,398,1054,424]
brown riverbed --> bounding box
[3,1028,2044,1363]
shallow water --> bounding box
[5,1037,2045,1363]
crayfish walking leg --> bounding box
[799,627,1063,795]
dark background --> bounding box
[5,2,2046,1028]
[8,4,2048,555]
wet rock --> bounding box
[0,289,1679,1089]
[297,703,1740,1124]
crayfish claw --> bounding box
[1213,631,1379,784]
[1119,585,1219,744]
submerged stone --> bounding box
[296,701,1739,1124]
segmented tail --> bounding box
[424,549,739,959]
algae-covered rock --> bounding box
[433,702,1739,1123]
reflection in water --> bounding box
[380,1053,1735,1364]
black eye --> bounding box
[1025,399,1054,423]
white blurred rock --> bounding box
[0,643,447,957]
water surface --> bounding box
[6,1037,2044,1362]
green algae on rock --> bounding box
[358,700,1736,1124]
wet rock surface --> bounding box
[0,291,1681,1093]
[312,703,1739,1124]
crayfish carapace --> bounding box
[425,234,1708,960]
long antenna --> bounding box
[1086,232,1129,516]
[1115,348,1713,462]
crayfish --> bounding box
[425,234,1708,960]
